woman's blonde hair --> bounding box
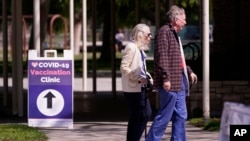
[131,23,150,50]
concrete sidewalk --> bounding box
[40,121,219,141]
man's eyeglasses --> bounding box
[176,17,186,24]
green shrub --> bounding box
[203,118,220,131]
[189,118,204,127]
[189,117,220,131]
[191,107,203,118]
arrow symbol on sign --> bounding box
[44,91,55,109]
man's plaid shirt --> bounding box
[153,23,193,91]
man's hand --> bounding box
[163,81,171,91]
[190,73,198,84]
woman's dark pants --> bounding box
[124,88,152,141]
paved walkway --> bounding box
[0,77,220,141]
[40,121,219,141]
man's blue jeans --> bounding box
[146,75,188,141]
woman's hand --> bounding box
[139,78,147,84]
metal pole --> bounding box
[70,0,74,51]
[34,0,40,56]
[202,0,210,121]
[111,0,116,99]
[2,0,8,107]
[92,0,97,94]
[70,0,75,92]
[17,0,23,117]
[82,0,87,91]
[11,0,17,115]
[155,0,160,31]
[12,0,23,116]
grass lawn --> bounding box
[0,124,47,141]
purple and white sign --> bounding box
[28,50,73,128]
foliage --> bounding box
[203,118,220,131]
[0,1,11,15]
[190,107,203,118]
[177,0,200,24]
[50,0,82,17]
[189,118,220,131]
[2,0,206,61]
[0,124,47,141]
[115,0,207,27]
[1,0,207,30]
[49,0,82,33]
[114,0,202,27]
[189,118,204,127]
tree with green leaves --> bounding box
[2,0,203,59]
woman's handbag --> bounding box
[146,72,153,91]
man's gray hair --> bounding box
[166,5,185,23]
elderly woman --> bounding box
[120,23,152,141]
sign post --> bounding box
[28,50,73,129]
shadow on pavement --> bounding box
[73,91,128,122]
[0,90,129,123]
